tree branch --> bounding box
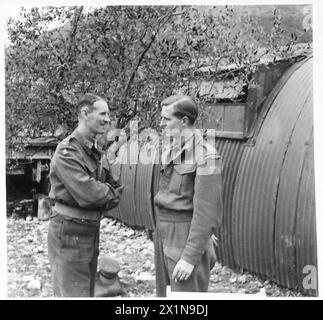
[66,6,83,64]
[54,7,83,104]
[118,7,177,128]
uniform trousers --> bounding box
[47,213,100,297]
[154,209,216,297]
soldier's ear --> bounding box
[80,106,90,118]
[181,116,190,127]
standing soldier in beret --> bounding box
[154,94,223,296]
[47,94,123,297]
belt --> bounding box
[54,201,102,222]
[156,207,193,222]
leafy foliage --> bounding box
[5,5,312,151]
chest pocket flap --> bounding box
[174,163,196,175]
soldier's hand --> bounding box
[172,258,194,282]
[104,185,124,211]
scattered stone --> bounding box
[258,288,267,297]
[238,288,246,294]
[22,275,35,282]
[34,246,44,253]
[125,248,132,255]
[254,280,263,287]
[238,275,247,283]
[124,230,135,237]
[146,242,154,251]
[7,245,15,252]
[117,244,126,251]
[229,277,237,283]
[210,275,220,283]
[144,260,152,270]
[100,219,108,228]
[6,215,305,298]
[135,272,155,282]
[141,249,151,256]
[27,279,41,290]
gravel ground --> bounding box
[7,216,304,298]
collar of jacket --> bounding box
[70,129,103,155]
[161,129,203,168]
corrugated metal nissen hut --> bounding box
[107,54,317,296]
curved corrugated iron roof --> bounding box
[232,57,315,294]
[107,56,316,295]
[107,143,158,229]
[213,139,245,269]
[274,93,313,289]
[135,144,158,230]
[107,159,122,221]
[295,131,316,295]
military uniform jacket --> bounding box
[49,129,121,215]
[154,130,223,266]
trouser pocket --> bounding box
[60,217,99,263]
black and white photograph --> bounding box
[2,0,321,300]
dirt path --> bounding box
[7,216,303,298]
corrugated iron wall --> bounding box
[274,93,313,290]
[295,131,317,296]
[107,144,156,230]
[232,57,316,295]
[135,144,158,229]
[108,157,122,221]
[107,57,317,295]
[212,139,245,269]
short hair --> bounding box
[161,94,198,125]
[76,94,105,115]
